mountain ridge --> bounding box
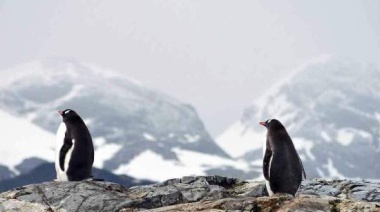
[0,58,253,182]
[217,56,380,179]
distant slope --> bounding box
[0,109,55,174]
[0,163,154,192]
[217,56,380,179]
[0,58,253,181]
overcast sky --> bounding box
[0,0,379,136]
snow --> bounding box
[316,167,325,177]
[293,138,316,161]
[184,134,200,143]
[216,121,265,158]
[216,56,380,179]
[114,148,250,182]
[0,60,145,89]
[93,137,122,168]
[252,54,332,111]
[114,150,202,181]
[376,113,380,123]
[0,109,55,173]
[143,133,157,142]
[53,85,84,107]
[250,159,262,167]
[321,131,331,142]
[93,137,106,147]
[84,63,143,86]
[336,129,355,146]
[323,158,345,179]
[172,147,250,172]
[356,130,372,140]
[257,95,296,127]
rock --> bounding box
[1,176,380,211]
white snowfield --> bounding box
[0,109,55,174]
[114,148,250,182]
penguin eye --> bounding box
[64,110,71,115]
[266,119,272,124]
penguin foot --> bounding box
[84,177,104,182]
[273,193,294,198]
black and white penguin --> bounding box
[55,109,94,181]
[260,119,306,196]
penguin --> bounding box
[55,109,94,181]
[259,119,306,196]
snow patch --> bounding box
[293,138,316,161]
[298,154,306,161]
[0,109,55,174]
[336,129,355,146]
[114,150,203,181]
[143,133,157,142]
[356,130,372,140]
[250,159,262,167]
[323,158,345,179]
[83,118,93,126]
[93,138,122,168]
[184,134,200,143]
[172,147,250,172]
[216,121,265,158]
[114,148,250,182]
[252,54,332,112]
[93,137,106,147]
[321,131,331,142]
[316,167,325,177]
[376,113,380,123]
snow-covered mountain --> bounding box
[0,59,253,182]
[217,56,380,179]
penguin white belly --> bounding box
[263,143,274,196]
[55,123,74,181]
[266,153,274,196]
[266,180,274,196]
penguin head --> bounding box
[58,109,80,122]
[259,119,285,131]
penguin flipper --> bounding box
[263,143,272,181]
[59,137,73,171]
[298,155,306,179]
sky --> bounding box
[0,0,379,136]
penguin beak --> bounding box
[58,110,63,116]
[259,121,267,127]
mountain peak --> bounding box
[0,58,143,89]
[217,57,380,179]
[0,59,248,182]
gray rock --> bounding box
[1,176,380,211]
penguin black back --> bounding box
[260,119,306,196]
[57,109,94,181]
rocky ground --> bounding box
[0,176,379,211]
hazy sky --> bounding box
[1,0,379,136]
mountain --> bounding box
[217,56,380,179]
[0,58,253,182]
[0,163,154,192]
